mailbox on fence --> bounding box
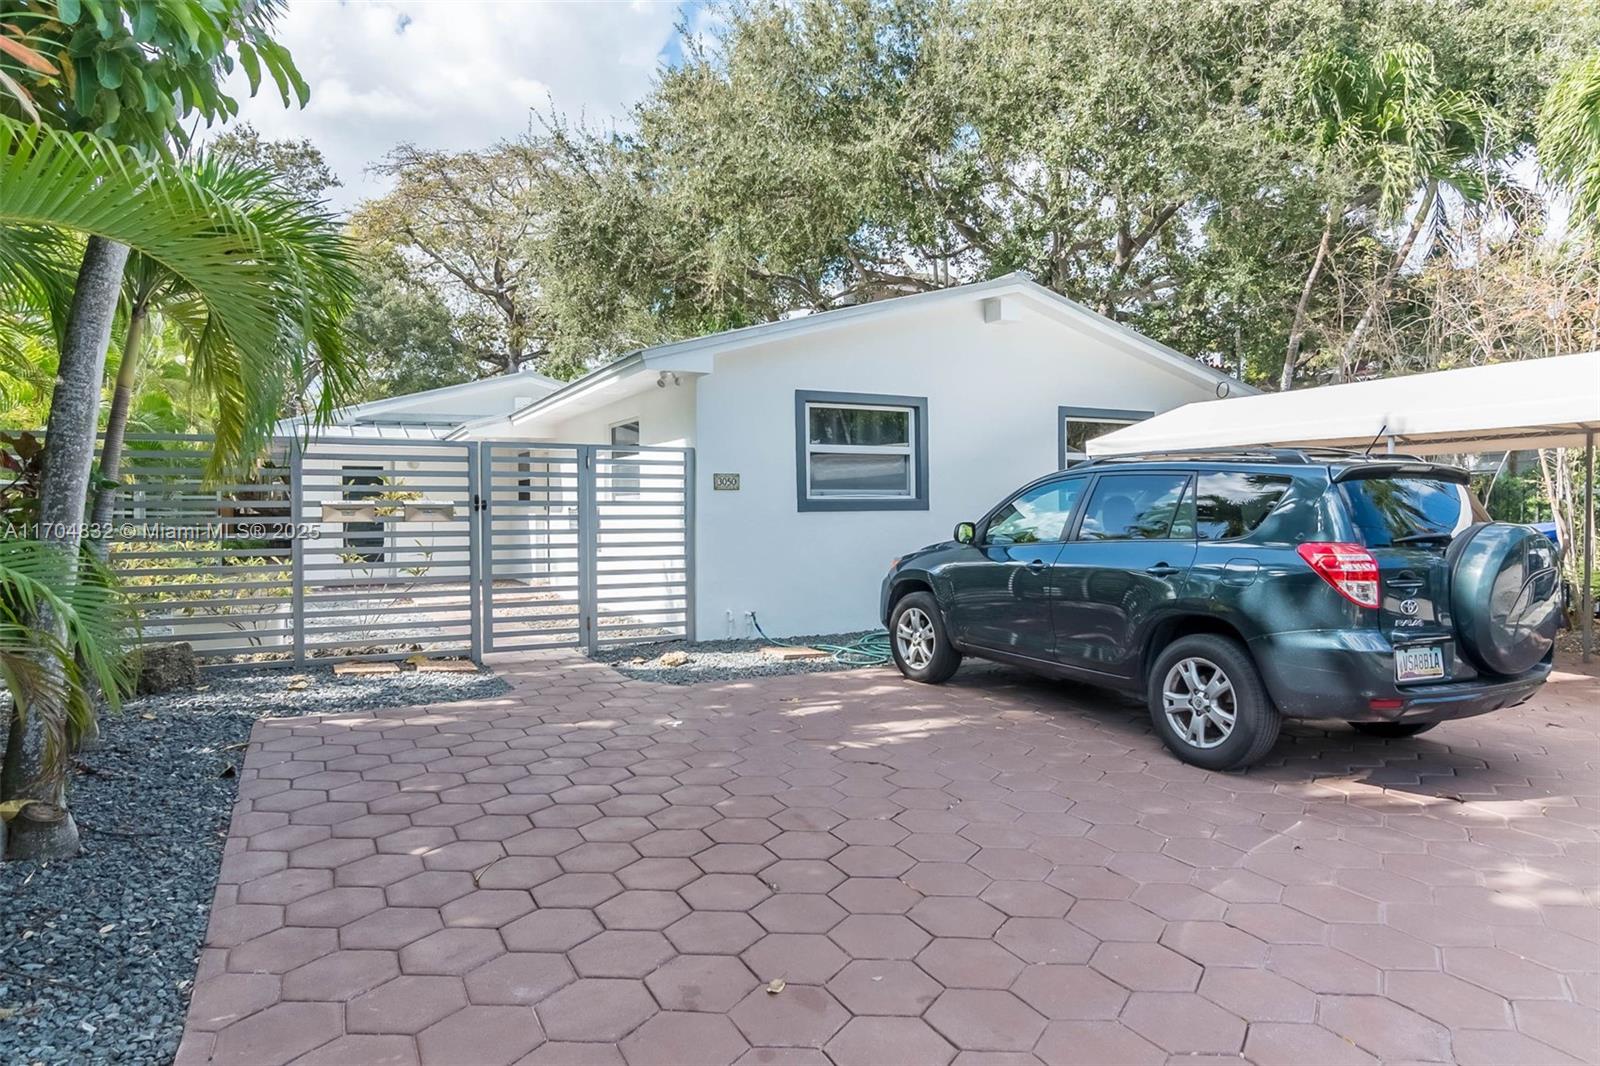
[404,500,456,522]
[318,500,378,523]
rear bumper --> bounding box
[1248,629,1551,723]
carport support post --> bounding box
[1584,431,1594,663]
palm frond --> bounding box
[0,117,360,472]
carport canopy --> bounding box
[1086,350,1599,660]
[1084,351,1600,457]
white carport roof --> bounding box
[1087,351,1600,457]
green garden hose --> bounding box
[750,614,893,666]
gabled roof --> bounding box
[276,368,562,436]
[448,273,1252,439]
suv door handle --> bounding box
[1026,559,1049,573]
[1145,564,1182,577]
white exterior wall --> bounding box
[495,293,1229,640]
[532,384,697,448]
[690,300,1219,637]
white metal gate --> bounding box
[477,442,693,653]
[103,433,693,666]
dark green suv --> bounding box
[880,449,1561,770]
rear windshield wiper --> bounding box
[1391,530,1454,546]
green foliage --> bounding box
[0,536,133,789]
[211,121,341,199]
[345,255,482,403]
[350,142,551,376]
[0,0,307,158]
[0,117,359,470]
[1540,54,1600,227]
[520,0,1587,383]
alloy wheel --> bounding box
[896,606,935,670]
[1161,656,1237,750]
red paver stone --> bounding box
[646,954,759,1012]
[417,1005,544,1066]
[281,949,398,1001]
[177,652,1600,1066]
[926,989,1046,1052]
[400,927,505,975]
[827,959,941,1015]
[826,1017,956,1066]
[206,1001,342,1064]
[730,985,849,1048]
[536,978,657,1041]
[744,933,850,984]
[1011,965,1129,1020]
[465,951,576,1005]
[347,975,468,1035]
[1120,991,1247,1055]
[916,938,1025,989]
[621,1012,750,1066]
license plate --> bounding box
[1395,644,1445,683]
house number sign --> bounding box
[713,473,740,491]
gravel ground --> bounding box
[0,665,509,1066]
[591,630,891,684]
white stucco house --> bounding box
[348,272,1247,638]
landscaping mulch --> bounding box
[0,665,509,1066]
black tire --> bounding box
[889,591,961,684]
[1349,721,1438,739]
[1147,634,1280,771]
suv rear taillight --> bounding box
[1297,542,1380,608]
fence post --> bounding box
[578,445,598,654]
[467,441,484,664]
[683,447,696,642]
[288,438,306,669]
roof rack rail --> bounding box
[1075,445,1438,467]
[1075,447,1312,466]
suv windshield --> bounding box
[1339,476,1485,547]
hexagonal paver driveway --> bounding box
[176,651,1600,1065]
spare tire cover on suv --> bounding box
[1446,523,1561,676]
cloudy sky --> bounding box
[223,1,699,209]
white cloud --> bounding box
[220,0,689,209]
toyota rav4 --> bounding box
[880,449,1561,770]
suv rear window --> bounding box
[1339,476,1485,547]
[1195,472,1292,541]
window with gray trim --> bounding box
[1059,406,1152,467]
[796,391,928,511]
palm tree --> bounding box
[88,159,358,543]
[1280,43,1493,388]
[1539,54,1600,228]
[0,539,130,859]
[0,116,358,858]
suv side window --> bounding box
[1078,473,1194,541]
[1195,471,1293,541]
[984,479,1086,545]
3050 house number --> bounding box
[713,473,740,491]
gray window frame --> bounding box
[1059,405,1152,468]
[795,389,929,512]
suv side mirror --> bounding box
[954,521,977,545]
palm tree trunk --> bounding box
[87,302,148,561]
[1,235,128,861]
[1281,204,1338,392]
[1337,180,1438,381]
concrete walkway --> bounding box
[176,652,1600,1065]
